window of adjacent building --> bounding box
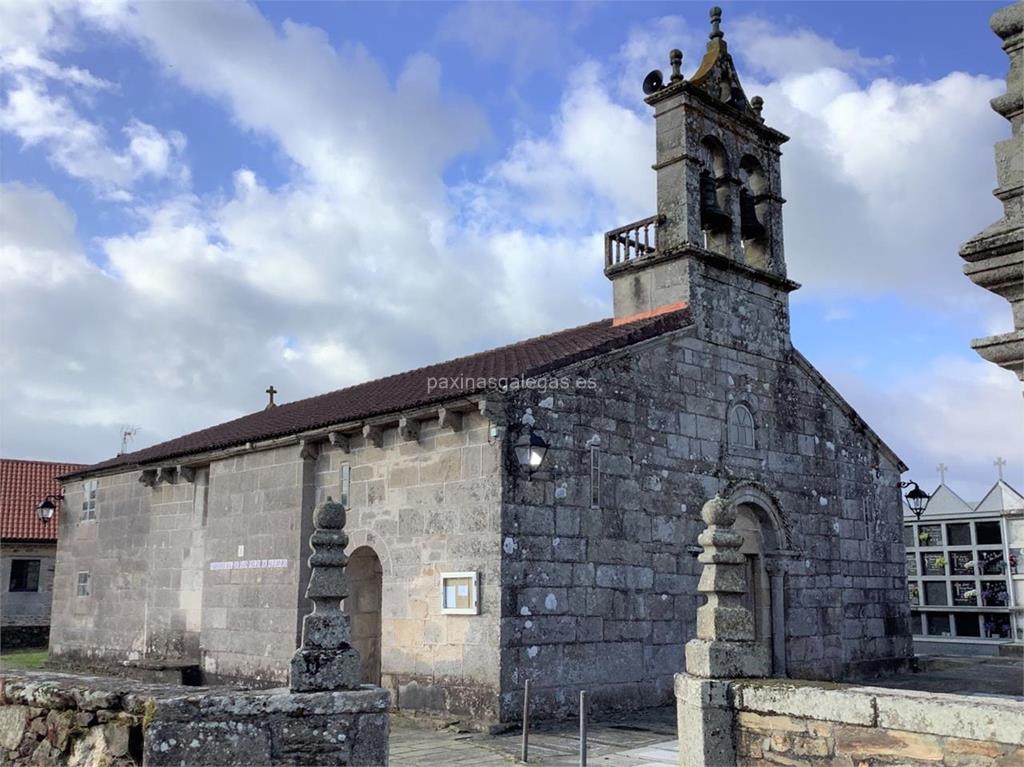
[925,613,951,636]
[339,463,351,507]
[76,572,91,597]
[954,613,981,637]
[975,521,1002,545]
[905,518,1013,643]
[193,467,210,526]
[909,612,923,635]
[727,404,755,449]
[9,560,40,592]
[440,571,479,615]
[924,581,948,606]
[81,479,98,521]
[946,523,971,546]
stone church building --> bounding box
[51,12,912,725]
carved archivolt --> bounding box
[721,480,791,550]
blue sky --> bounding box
[1,0,1019,500]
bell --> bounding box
[700,171,731,233]
[740,189,766,240]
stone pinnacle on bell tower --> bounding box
[603,6,799,357]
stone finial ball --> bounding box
[314,498,347,530]
[710,7,722,20]
[670,48,682,61]
[701,495,735,527]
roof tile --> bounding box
[1,459,86,541]
[69,310,691,477]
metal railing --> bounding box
[604,214,661,269]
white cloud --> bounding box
[0,2,186,196]
[0,0,1016,487]
[730,17,894,78]
[825,356,1023,501]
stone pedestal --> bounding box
[677,494,769,767]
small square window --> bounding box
[946,523,971,546]
[924,582,948,606]
[975,521,1002,545]
[905,553,918,576]
[339,463,351,507]
[954,613,981,637]
[902,526,915,547]
[925,613,951,637]
[909,611,923,635]
[440,572,479,615]
[81,479,98,521]
[76,572,91,597]
[9,560,40,592]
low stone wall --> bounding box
[0,673,148,765]
[145,688,389,766]
[0,671,390,766]
[731,679,1024,767]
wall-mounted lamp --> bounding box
[35,493,63,524]
[899,481,931,521]
[514,425,549,476]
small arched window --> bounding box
[729,404,756,449]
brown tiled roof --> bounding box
[1,459,87,541]
[66,310,691,479]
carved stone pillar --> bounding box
[684,495,771,678]
[289,498,361,692]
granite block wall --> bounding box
[49,471,202,667]
[313,410,504,721]
[499,325,911,720]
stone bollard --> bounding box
[676,495,768,767]
[290,498,362,692]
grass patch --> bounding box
[0,648,48,671]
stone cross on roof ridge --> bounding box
[995,456,1007,481]
[937,463,948,484]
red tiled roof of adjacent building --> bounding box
[1,459,87,541]
[66,310,692,479]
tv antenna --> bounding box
[119,425,139,455]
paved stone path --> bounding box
[389,655,1023,765]
[390,708,679,766]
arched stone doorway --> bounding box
[733,505,774,664]
[725,484,790,676]
[345,546,382,685]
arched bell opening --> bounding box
[699,136,733,255]
[739,155,770,270]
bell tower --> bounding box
[605,7,799,356]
